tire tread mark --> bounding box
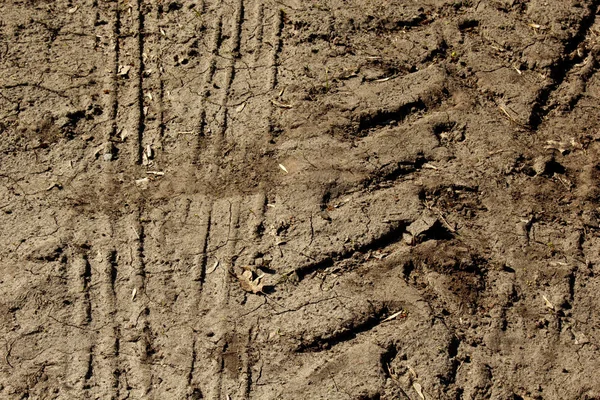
[66,254,93,397]
[241,327,253,400]
[213,0,244,155]
[128,208,152,397]
[217,197,243,398]
[252,3,265,62]
[141,2,165,166]
[91,248,119,400]
[193,201,213,287]
[529,1,600,128]
[267,8,283,139]
[192,12,222,164]
[187,199,213,392]
[133,0,146,165]
[106,0,120,145]
[268,9,283,91]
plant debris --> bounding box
[413,382,425,400]
[237,268,264,294]
[382,309,408,323]
[271,99,293,109]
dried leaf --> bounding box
[118,65,131,76]
[236,102,246,113]
[542,295,555,311]
[207,260,219,274]
[145,145,153,159]
[528,23,545,30]
[382,310,407,322]
[271,99,293,109]
[413,382,425,400]
[237,269,264,294]
[422,163,439,170]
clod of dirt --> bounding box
[533,155,554,176]
[27,238,64,262]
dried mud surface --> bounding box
[1,0,600,399]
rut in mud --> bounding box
[1,0,600,399]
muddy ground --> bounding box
[1,0,600,399]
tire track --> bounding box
[185,196,213,397]
[267,8,283,92]
[210,3,283,397]
[133,0,146,165]
[529,0,600,128]
[209,0,242,162]
[189,196,241,398]
[121,208,152,398]
[115,0,145,165]
[199,1,254,396]
[106,0,121,146]
[193,6,223,165]
[100,6,152,391]
[65,253,92,397]
[60,1,105,396]
[215,196,242,399]
[78,1,122,398]
[89,247,120,399]
[252,3,265,63]
[140,0,164,167]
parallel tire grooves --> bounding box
[529,1,600,128]
[193,201,213,288]
[141,1,164,167]
[65,255,92,396]
[88,0,123,397]
[217,197,242,399]
[91,249,119,399]
[193,11,222,164]
[134,0,146,165]
[108,0,121,144]
[208,2,247,397]
[253,3,265,62]
[187,199,213,395]
[268,9,283,91]
[195,198,234,399]
[266,9,283,140]
[213,0,244,156]
[125,209,152,397]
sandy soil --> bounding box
[1,0,600,399]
